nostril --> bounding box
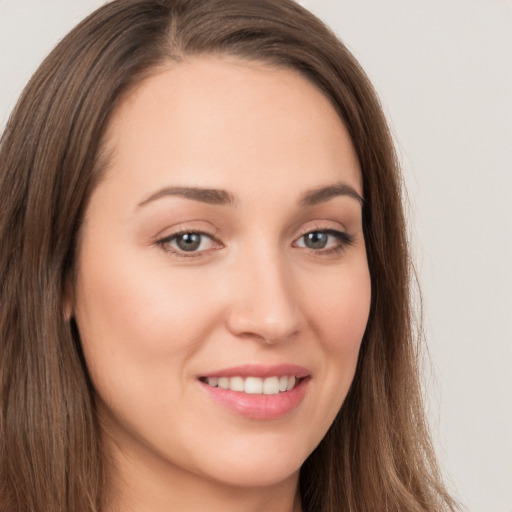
[225,305,301,345]
[223,260,302,344]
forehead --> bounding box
[99,55,362,200]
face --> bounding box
[72,56,371,497]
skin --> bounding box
[71,56,371,512]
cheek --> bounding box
[73,256,217,442]
[75,250,212,354]
[292,259,370,450]
[310,259,370,376]
[73,247,223,413]
[309,260,371,352]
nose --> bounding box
[225,247,302,345]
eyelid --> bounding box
[153,221,355,259]
[155,227,223,258]
[292,224,355,255]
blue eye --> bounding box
[159,231,218,255]
[295,229,354,252]
[174,233,203,251]
[302,231,330,249]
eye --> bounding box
[157,231,220,256]
[294,229,354,253]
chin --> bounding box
[190,436,309,489]
[205,461,301,490]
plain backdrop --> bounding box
[1,1,511,511]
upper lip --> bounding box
[199,364,310,379]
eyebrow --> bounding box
[137,186,236,208]
[300,182,364,206]
[137,181,363,209]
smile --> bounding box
[198,364,310,419]
[200,375,298,394]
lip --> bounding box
[199,363,310,379]
[198,364,310,420]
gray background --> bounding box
[1,1,511,511]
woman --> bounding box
[0,0,458,511]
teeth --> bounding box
[244,377,263,394]
[262,376,279,395]
[286,376,296,391]
[229,376,244,392]
[218,377,229,389]
[205,375,299,394]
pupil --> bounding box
[305,231,328,249]
[177,233,201,251]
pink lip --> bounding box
[200,363,310,379]
[198,364,310,420]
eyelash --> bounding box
[156,229,221,258]
[156,228,354,258]
[293,228,355,256]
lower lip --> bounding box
[199,378,309,420]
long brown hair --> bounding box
[0,1,457,511]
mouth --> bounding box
[197,364,310,419]
[199,375,301,395]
